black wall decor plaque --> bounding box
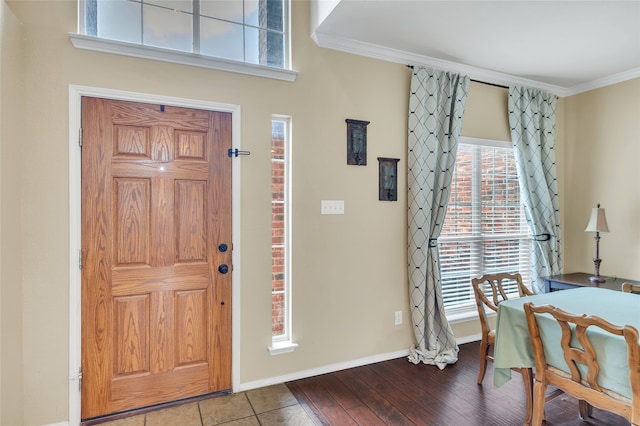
[346,119,370,165]
[378,157,399,201]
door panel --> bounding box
[81,97,232,419]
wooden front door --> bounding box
[80,97,232,419]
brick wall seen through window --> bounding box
[271,120,286,336]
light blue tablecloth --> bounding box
[493,287,640,398]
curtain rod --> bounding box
[470,79,508,89]
[406,64,509,89]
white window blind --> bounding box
[439,139,532,315]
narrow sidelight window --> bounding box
[271,117,291,343]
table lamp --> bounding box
[584,204,609,283]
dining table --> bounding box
[493,287,640,425]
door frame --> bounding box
[68,85,242,426]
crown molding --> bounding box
[563,67,640,97]
[312,31,639,98]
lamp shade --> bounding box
[585,204,609,233]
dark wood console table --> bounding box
[542,272,640,293]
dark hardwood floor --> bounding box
[286,341,628,425]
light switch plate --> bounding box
[321,200,345,215]
[394,311,403,325]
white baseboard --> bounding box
[457,333,482,345]
[238,348,411,392]
[42,422,69,426]
[238,337,481,392]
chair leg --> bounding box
[579,400,592,420]
[531,380,547,426]
[477,339,489,384]
[520,368,533,426]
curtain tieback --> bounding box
[533,233,551,241]
[428,238,438,248]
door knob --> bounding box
[218,264,229,274]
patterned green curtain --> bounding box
[509,86,562,293]
[407,67,469,369]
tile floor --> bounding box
[96,384,316,426]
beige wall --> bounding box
[1,2,24,425]
[5,0,636,425]
[462,82,511,141]
[563,79,640,279]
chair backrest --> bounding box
[472,273,531,310]
[471,273,531,334]
[621,282,640,294]
[523,302,640,423]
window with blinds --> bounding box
[439,139,532,315]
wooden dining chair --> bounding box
[471,272,532,384]
[622,282,640,294]
[523,302,640,425]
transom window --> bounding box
[439,138,533,317]
[82,0,289,69]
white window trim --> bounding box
[68,33,298,82]
[268,340,298,355]
[447,307,495,325]
[461,136,512,149]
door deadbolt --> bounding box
[218,243,228,252]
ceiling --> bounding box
[311,1,640,96]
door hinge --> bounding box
[78,249,82,270]
[78,367,82,392]
[78,128,83,147]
